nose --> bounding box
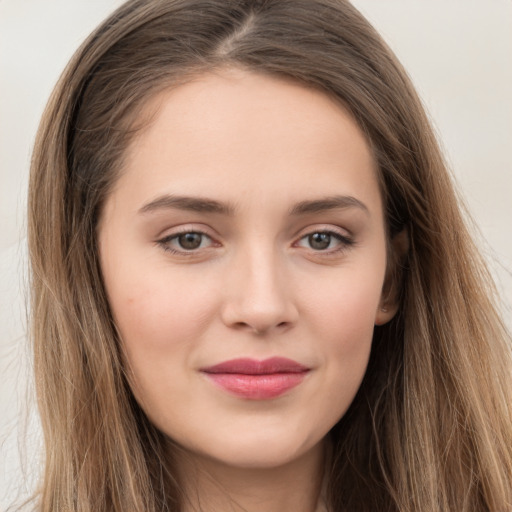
[220,247,298,335]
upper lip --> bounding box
[200,357,309,375]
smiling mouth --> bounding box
[200,357,310,400]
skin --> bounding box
[98,68,397,512]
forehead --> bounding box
[110,67,381,217]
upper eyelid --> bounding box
[156,224,217,240]
[156,230,218,256]
[299,229,351,240]
[160,230,212,242]
[293,224,353,239]
[294,230,354,247]
[155,227,219,254]
[155,224,354,245]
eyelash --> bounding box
[295,230,355,254]
[156,229,217,256]
[156,228,355,256]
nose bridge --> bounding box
[222,239,297,333]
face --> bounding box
[98,68,395,470]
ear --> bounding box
[375,228,409,326]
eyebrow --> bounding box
[138,194,369,216]
[139,195,236,215]
[289,195,369,216]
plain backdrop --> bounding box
[1,0,511,507]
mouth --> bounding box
[200,357,310,400]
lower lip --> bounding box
[203,372,308,399]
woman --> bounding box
[27,0,512,510]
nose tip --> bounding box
[220,254,298,335]
[226,303,295,335]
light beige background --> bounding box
[1,0,511,507]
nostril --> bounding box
[233,321,250,330]
[220,291,298,334]
[230,320,290,335]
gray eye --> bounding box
[178,232,203,250]
[308,233,332,250]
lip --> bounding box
[200,357,310,400]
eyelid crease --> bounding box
[292,222,354,241]
[155,222,218,241]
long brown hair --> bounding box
[28,1,512,510]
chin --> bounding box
[187,429,324,470]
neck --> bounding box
[174,441,326,512]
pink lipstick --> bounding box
[200,357,309,400]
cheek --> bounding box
[102,258,220,359]
[320,290,377,379]
[302,261,384,340]
[98,209,226,395]
[102,266,221,420]
[299,264,385,400]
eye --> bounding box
[296,230,354,252]
[306,232,334,250]
[157,231,214,253]
[175,232,206,250]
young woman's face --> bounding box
[99,68,394,470]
